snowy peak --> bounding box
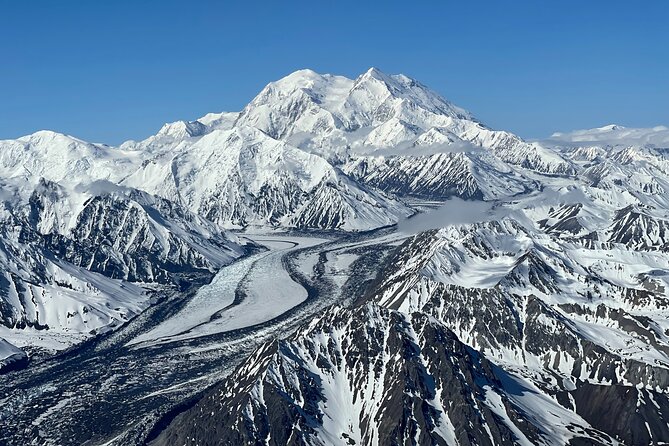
[547,124,669,147]
[237,67,475,138]
[359,66,387,80]
[232,68,574,177]
[236,69,347,138]
[156,120,207,139]
[196,111,239,130]
[351,67,473,120]
[268,68,340,92]
[0,130,139,187]
[17,129,84,145]
[13,130,98,154]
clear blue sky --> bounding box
[1,0,667,144]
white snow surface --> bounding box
[129,234,328,347]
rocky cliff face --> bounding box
[152,304,585,446]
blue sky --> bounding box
[1,0,667,144]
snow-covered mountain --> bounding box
[242,68,572,204]
[0,68,580,233]
[155,203,669,445]
[149,115,669,444]
[0,128,245,357]
[2,68,669,445]
[0,175,244,356]
[122,126,410,230]
[154,303,613,446]
[116,68,573,228]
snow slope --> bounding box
[122,126,411,230]
[0,174,244,357]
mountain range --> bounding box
[1,68,669,446]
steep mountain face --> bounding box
[363,201,669,443]
[235,67,575,191]
[607,205,669,251]
[343,150,533,200]
[43,190,242,282]
[154,304,611,446]
[0,210,147,353]
[122,126,410,230]
[0,176,243,356]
